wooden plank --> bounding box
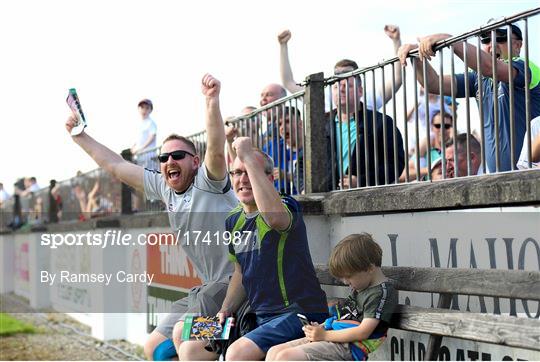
[426,293,453,361]
[315,265,540,300]
[393,305,540,351]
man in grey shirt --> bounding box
[65,74,238,360]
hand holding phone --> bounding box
[297,313,310,327]
[66,88,87,136]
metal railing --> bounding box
[398,8,540,181]
[226,91,307,195]
[1,7,538,228]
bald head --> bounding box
[260,84,287,107]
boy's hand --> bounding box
[303,323,326,342]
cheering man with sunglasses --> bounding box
[65,74,239,361]
[398,19,540,174]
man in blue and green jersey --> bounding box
[398,20,540,173]
[218,137,327,360]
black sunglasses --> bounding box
[480,35,508,44]
[433,123,452,130]
[158,150,195,163]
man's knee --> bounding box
[275,348,296,361]
[144,332,165,361]
[143,339,155,361]
[226,338,264,361]
[265,345,282,361]
[177,341,209,360]
[144,336,176,361]
[171,321,184,351]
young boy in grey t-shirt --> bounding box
[267,233,398,361]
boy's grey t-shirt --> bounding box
[143,163,238,283]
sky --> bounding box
[1,0,539,192]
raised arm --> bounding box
[278,30,303,94]
[225,122,238,162]
[379,25,404,104]
[233,137,290,231]
[532,133,540,163]
[201,73,227,180]
[449,39,518,83]
[398,37,455,96]
[65,116,144,192]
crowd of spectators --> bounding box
[2,16,539,226]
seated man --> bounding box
[219,137,328,360]
[401,109,453,182]
[328,66,406,188]
[445,133,483,178]
[65,74,238,361]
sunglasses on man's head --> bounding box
[433,123,452,130]
[158,150,195,163]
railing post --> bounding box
[120,149,133,215]
[48,181,58,223]
[304,72,329,194]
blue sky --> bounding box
[0,0,538,191]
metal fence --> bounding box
[398,8,540,182]
[1,7,538,228]
[226,91,307,195]
[0,170,122,230]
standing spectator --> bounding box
[259,84,288,167]
[0,183,10,208]
[131,99,157,157]
[277,25,404,110]
[48,179,62,223]
[445,133,483,178]
[265,106,304,194]
[328,69,405,188]
[131,99,157,211]
[19,177,40,196]
[517,116,540,168]
[260,84,287,108]
[405,86,456,155]
[401,110,453,181]
[398,20,540,172]
[219,137,327,361]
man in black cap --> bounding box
[398,19,540,173]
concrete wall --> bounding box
[1,170,539,359]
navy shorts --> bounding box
[244,312,328,353]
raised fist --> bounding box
[201,73,221,98]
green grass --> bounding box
[0,313,36,336]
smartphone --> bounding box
[297,313,310,327]
[66,88,87,136]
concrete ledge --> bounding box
[316,169,540,216]
[3,170,539,234]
